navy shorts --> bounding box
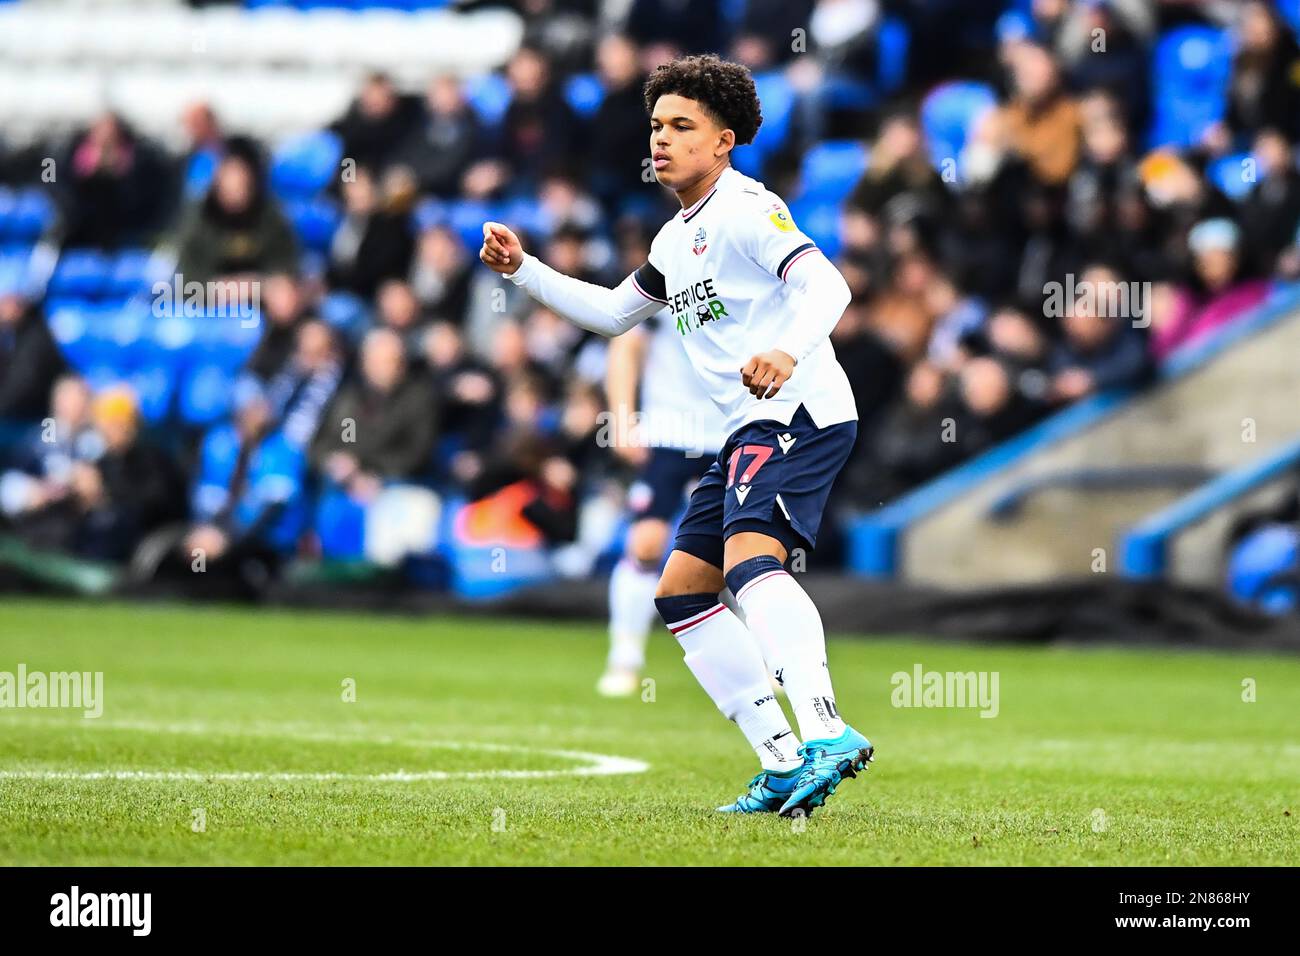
[673,404,857,569]
[627,446,715,523]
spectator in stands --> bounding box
[57,112,171,250]
[246,273,311,381]
[175,138,298,282]
[393,75,485,198]
[409,225,472,326]
[868,252,942,365]
[856,360,965,503]
[56,388,182,562]
[934,181,1024,303]
[1013,179,1082,313]
[1050,0,1153,136]
[0,376,99,525]
[1241,129,1300,275]
[177,101,225,204]
[1150,218,1273,363]
[624,0,724,61]
[1277,224,1300,282]
[1213,0,1300,147]
[375,279,427,351]
[421,320,503,486]
[992,41,1081,186]
[807,0,882,80]
[466,379,609,547]
[178,379,306,592]
[983,305,1052,406]
[263,319,344,453]
[731,0,816,69]
[829,293,903,444]
[587,34,656,208]
[1049,265,1152,401]
[512,0,601,76]
[955,355,1041,456]
[0,291,66,422]
[1135,149,1235,280]
[925,271,987,371]
[330,72,424,175]
[1067,91,1147,269]
[496,47,584,189]
[847,109,948,223]
[311,328,438,501]
[326,165,416,300]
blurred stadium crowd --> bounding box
[2,0,1300,596]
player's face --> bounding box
[649,94,731,190]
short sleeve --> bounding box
[738,194,819,282]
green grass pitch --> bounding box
[0,597,1297,866]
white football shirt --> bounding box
[632,166,858,437]
[636,312,730,454]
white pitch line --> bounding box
[0,718,649,782]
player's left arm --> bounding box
[737,200,851,399]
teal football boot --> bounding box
[716,765,802,814]
[778,726,874,817]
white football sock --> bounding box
[733,567,847,741]
[663,600,801,770]
[606,557,660,672]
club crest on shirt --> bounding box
[692,227,708,255]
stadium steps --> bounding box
[848,284,1300,589]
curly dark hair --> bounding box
[642,54,763,147]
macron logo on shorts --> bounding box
[735,484,752,504]
[778,433,796,454]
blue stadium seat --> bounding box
[7,189,54,242]
[920,80,997,173]
[1228,524,1299,614]
[463,73,512,127]
[413,197,448,233]
[447,198,493,252]
[48,302,140,378]
[108,249,162,300]
[315,486,366,559]
[270,130,344,200]
[734,71,796,178]
[798,140,869,205]
[1278,0,1300,42]
[564,73,605,118]
[498,196,550,238]
[0,245,34,296]
[183,149,219,201]
[125,364,176,424]
[1208,152,1259,201]
[285,196,342,252]
[0,187,15,240]
[179,362,238,426]
[876,15,910,95]
[1148,25,1232,149]
[788,198,842,260]
[320,290,370,341]
[48,250,113,300]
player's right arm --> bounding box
[479,221,665,337]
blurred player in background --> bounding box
[481,54,873,817]
[598,310,728,698]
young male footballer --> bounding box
[480,54,873,816]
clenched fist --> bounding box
[741,350,796,400]
[479,221,524,276]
